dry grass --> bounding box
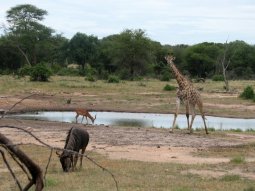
[0,75,255,117]
[1,75,255,190]
[1,144,255,191]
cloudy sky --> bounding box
[0,0,254,45]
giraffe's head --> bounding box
[165,55,175,65]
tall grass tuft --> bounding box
[220,174,241,181]
[230,155,246,164]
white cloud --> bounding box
[0,0,255,45]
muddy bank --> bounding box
[1,118,254,164]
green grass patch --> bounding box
[230,156,246,164]
[244,187,255,191]
[163,84,176,91]
[220,174,241,181]
[45,178,58,187]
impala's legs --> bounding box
[75,114,79,123]
[81,116,84,123]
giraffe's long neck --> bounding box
[170,63,190,90]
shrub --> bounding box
[30,63,52,82]
[240,86,254,100]
[107,75,120,83]
[56,68,80,76]
[84,64,97,76]
[18,64,31,76]
[85,75,96,82]
[160,71,172,81]
[212,74,224,81]
[163,84,176,91]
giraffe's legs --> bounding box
[197,102,209,134]
[171,98,180,133]
[185,103,190,131]
[189,105,196,134]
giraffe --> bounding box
[165,55,208,134]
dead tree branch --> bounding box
[0,149,23,191]
[0,133,44,191]
[0,125,119,191]
[85,155,119,191]
[1,94,38,119]
[43,148,53,185]
[3,144,32,182]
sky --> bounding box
[0,0,255,45]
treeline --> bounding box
[1,4,255,80]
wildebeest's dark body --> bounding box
[58,127,89,172]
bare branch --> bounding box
[86,155,119,191]
[2,144,32,182]
[0,133,44,191]
[1,94,38,119]
[0,149,23,191]
[16,45,31,66]
[44,148,53,185]
[0,125,119,191]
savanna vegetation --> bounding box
[1,4,255,191]
[1,4,255,82]
[0,134,255,191]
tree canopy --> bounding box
[1,4,255,80]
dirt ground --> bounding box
[1,117,255,164]
[1,94,255,180]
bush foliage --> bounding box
[107,75,120,83]
[30,63,52,81]
[240,86,254,100]
[163,84,176,91]
[212,74,224,81]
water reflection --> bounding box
[8,111,255,131]
[113,119,150,127]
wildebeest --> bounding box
[56,127,89,172]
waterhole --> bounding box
[8,111,255,131]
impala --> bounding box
[75,108,96,124]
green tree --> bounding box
[150,41,170,77]
[116,29,154,79]
[68,32,99,70]
[5,4,53,66]
[0,36,22,72]
[101,29,154,79]
[184,42,221,78]
[227,41,255,79]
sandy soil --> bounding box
[1,117,255,165]
[1,94,255,180]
